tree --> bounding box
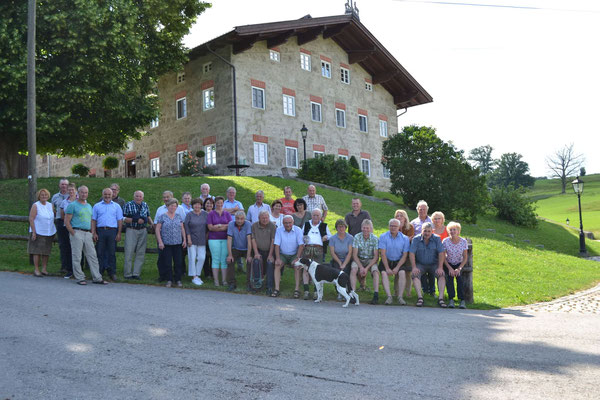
[468,145,495,175]
[488,152,535,188]
[545,143,585,194]
[0,0,210,178]
[382,125,489,222]
[580,167,586,177]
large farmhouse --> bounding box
[40,8,432,189]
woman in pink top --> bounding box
[442,221,469,309]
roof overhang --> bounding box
[188,14,432,110]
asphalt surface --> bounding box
[1,271,599,400]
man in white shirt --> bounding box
[273,215,304,297]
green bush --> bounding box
[349,155,359,169]
[102,156,119,171]
[71,163,90,177]
[491,186,538,228]
[298,155,374,195]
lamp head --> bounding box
[571,176,584,195]
[300,124,308,140]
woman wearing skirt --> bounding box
[28,188,57,277]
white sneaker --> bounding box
[192,277,203,286]
[397,297,407,305]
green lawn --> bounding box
[1,176,599,309]
[529,174,600,238]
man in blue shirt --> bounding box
[409,222,446,307]
[223,186,244,214]
[378,218,411,305]
[92,188,123,281]
[246,190,270,224]
[273,215,304,297]
[226,211,252,291]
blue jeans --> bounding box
[96,228,117,275]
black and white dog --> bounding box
[294,258,359,308]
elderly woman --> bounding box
[329,219,353,300]
[270,199,284,228]
[443,221,469,309]
[184,198,208,286]
[207,196,232,286]
[155,199,187,288]
[292,198,311,228]
[202,197,215,280]
[28,189,57,277]
[432,211,449,241]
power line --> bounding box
[394,0,600,13]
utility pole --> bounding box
[27,0,37,207]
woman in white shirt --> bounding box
[28,188,57,277]
[269,200,284,228]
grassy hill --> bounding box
[529,174,600,238]
[1,176,599,309]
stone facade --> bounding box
[38,21,414,191]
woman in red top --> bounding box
[279,186,296,215]
[432,211,449,241]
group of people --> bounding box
[28,180,469,308]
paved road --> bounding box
[1,272,598,400]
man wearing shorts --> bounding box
[409,222,446,307]
[378,218,411,305]
[273,215,304,297]
[350,219,379,304]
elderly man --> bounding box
[251,210,276,294]
[223,186,244,214]
[92,188,124,281]
[64,186,107,285]
[123,190,153,280]
[409,222,447,308]
[351,219,379,303]
[181,192,193,214]
[247,190,271,224]
[345,198,371,236]
[51,178,71,273]
[302,185,328,221]
[273,215,304,297]
[199,183,214,203]
[279,186,295,215]
[411,200,434,295]
[226,211,252,291]
[378,218,411,305]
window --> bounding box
[379,120,388,137]
[340,67,350,84]
[282,94,295,116]
[285,147,298,168]
[361,158,371,177]
[150,158,160,178]
[300,53,311,71]
[177,71,185,84]
[203,62,212,74]
[252,86,265,109]
[313,151,324,158]
[176,150,187,171]
[383,165,391,179]
[335,108,346,128]
[150,117,159,129]
[203,88,215,111]
[365,82,373,91]
[204,144,216,166]
[338,154,349,161]
[254,142,268,165]
[176,98,187,120]
[311,102,322,122]
[269,50,280,62]
[359,115,368,133]
[321,61,331,78]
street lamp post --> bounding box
[571,176,588,257]
[300,124,308,166]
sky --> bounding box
[183,0,600,177]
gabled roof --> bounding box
[189,14,432,110]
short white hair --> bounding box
[416,200,428,210]
[282,215,294,222]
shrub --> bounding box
[491,186,538,228]
[349,155,359,169]
[179,153,201,176]
[196,150,205,159]
[71,163,90,177]
[580,167,586,176]
[297,155,374,195]
[102,156,119,171]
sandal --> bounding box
[92,280,109,285]
[416,297,424,307]
[270,290,280,297]
[293,290,300,299]
[41,271,49,276]
[437,299,447,308]
[77,280,87,285]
